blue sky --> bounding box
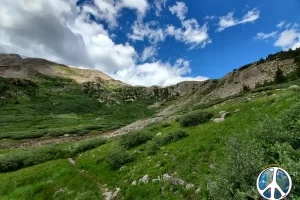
[0,0,299,86]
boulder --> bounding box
[156,132,162,136]
[195,188,201,194]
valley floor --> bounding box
[1,84,300,199]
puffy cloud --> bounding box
[127,20,166,43]
[255,31,278,40]
[274,29,300,50]
[169,1,188,21]
[141,46,157,62]
[167,2,211,49]
[217,8,260,32]
[167,20,211,49]
[112,59,208,87]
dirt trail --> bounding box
[0,116,177,149]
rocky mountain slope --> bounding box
[0,50,299,114]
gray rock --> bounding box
[213,118,224,123]
[172,178,184,186]
[64,134,69,137]
[112,188,121,198]
[186,184,194,190]
[163,174,172,182]
[141,174,149,184]
[195,188,201,194]
[132,180,137,185]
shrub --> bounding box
[143,130,189,155]
[157,130,189,145]
[106,146,134,169]
[119,130,154,149]
[179,111,213,127]
[274,67,287,84]
[0,146,70,172]
[72,138,107,155]
[144,140,160,155]
[0,138,107,172]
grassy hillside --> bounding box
[1,82,300,199]
[0,76,157,141]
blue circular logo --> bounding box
[257,167,292,200]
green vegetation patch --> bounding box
[179,111,213,127]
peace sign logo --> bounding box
[257,167,292,200]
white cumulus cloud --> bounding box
[274,29,300,50]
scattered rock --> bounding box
[156,132,162,136]
[186,184,194,190]
[163,174,173,182]
[141,174,149,184]
[55,187,66,195]
[132,180,137,185]
[103,191,112,200]
[68,158,76,166]
[195,188,201,194]
[234,109,240,113]
[213,118,224,123]
[112,188,121,198]
[172,178,184,186]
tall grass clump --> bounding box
[179,111,213,127]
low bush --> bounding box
[119,130,154,149]
[106,146,134,169]
[179,111,213,127]
[143,130,189,155]
[72,138,107,155]
[144,140,160,155]
[0,138,107,172]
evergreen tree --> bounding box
[274,67,286,84]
